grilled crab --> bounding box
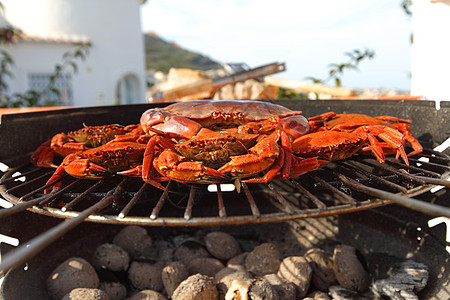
[294,112,423,165]
[45,141,146,193]
[31,124,144,168]
[129,100,326,187]
[31,124,149,192]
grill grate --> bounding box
[1,148,449,227]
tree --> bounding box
[305,47,375,87]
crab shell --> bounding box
[79,141,146,172]
[319,113,412,131]
[140,100,310,139]
[164,100,303,126]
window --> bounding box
[28,73,73,105]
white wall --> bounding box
[2,0,146,106]
[411,0,450,100]
[2,42,72,94]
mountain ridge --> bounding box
[144,32,221,73]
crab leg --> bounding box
[119,165,168,190]
[285,156,329,179]
[278,130,292,179]
[359,125,409,165]
[390,123,423,157]
[30,133,89,168]
[44,163,66,193]
[307,111,336,131]
[375,116,412,124]
[154,150,228,183]
[244,147,285,183]
[142,135,176,180]
[44,154,111,193]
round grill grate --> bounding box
[1,149,449,226]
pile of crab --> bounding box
[31,100,423,192]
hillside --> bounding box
[144,32,221,72]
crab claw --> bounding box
[30,139,57,168]
[44,154,112,193]
[64,157,112,179]
[140,108,203,139]
[218,137,279,179]
[118,165,142,177]
[154,150,228,184]
[287,156,329,178]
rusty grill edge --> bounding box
[0,99,449,278]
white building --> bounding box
[411,0,450,101]
[0,0,146,106]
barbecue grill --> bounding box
[0,99,449,298]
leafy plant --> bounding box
[0,21,21,107]
[305,48,375,87]
[277,88,309,100]
[401,0,411,16]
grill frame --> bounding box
[0,99,449,227]
[0,99,449,298]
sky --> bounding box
[140,0,412,91]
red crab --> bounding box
[293,112,423,165]
[31,124,144,168]
[44,140,147,193]
[124,100,327,187]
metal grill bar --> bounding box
[0,167,42,185]
[337,173,450,217]
[150,180,172,219]
[19,176,65,202]
[310,173,357,205]
[267,182,295,214]
[412,175,450,187]
[0,179,77,219]
[338,161,408,193]
[357,159,427,186]
[289,179,327,209]
[409,157,450,170]
[0,194,47,219]
[388,160,442,178]
[241,182,261,218]
[0,186,118,278]
[62,180,105,212]
[7,170,55,196]
[216,184,227,218]
[119,183,148,218]
[183,185,196,220]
